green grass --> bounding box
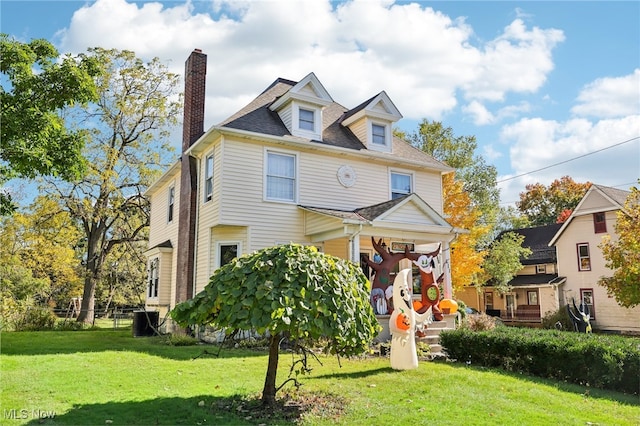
[1,330,639,425]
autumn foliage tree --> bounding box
[44,48,181,323]
[443,173,488,292]
[517,176,591,225]
[598,184,640,308]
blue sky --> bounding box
[2,0,639,206]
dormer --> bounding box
[269,73,333,141]
[341,91,402,153]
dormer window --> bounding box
[299,108,315,131]
[372,124,386,145]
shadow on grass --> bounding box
[2,330,267,361]
[313,366,394,380]
[439,359,640,406]
[24,394,306,426]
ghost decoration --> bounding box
[389,268,433,370]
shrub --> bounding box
[541,307,573,331]
[462,313,498,331]
[440,327,640,394]
[1,297,57,331]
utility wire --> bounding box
[497,136,640,184]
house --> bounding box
[457,223,565,325]
[143,49,460,330]
[549,184,640,334]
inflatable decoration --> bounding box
[406,247,445,321]
[389,268,433,370]
[567,298,592,333]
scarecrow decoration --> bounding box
[388,268,433,370]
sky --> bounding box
[2,0,639,208]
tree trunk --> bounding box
[261,332,280,406]
[76,274,97,324]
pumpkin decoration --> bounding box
[439,298,458,314]
[395,309,411,331]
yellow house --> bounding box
[143,49,460,329]
[457,223,565,325]
[549,184,640,334]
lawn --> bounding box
[1,330,639,425]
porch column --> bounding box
[443,240,453,299]
[349,234,361,263]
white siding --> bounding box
[556,211,640,333]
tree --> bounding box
[44,48,181,323]
[443,173,488,291]
[517,176,591,226]
[408,120,501,231]
[482,232,532,294]
[0,35,98,215]
[0,196,82,307]
[171,244,380,406]
[598,184,640,308]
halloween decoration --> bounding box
[406,245,445,321]
[389,268,433,370]
[366,237,411,290]
[567,298,592,333]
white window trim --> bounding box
[264,148,299,204]
[147,257,159,299]
[292,101,322,140]
[577,243,591,271]
[204,152,214,203]
[536,264,546,274]
[368,120,392,152]
[389,169,413,199]
[167,184,175,224]
[215,241,242,269]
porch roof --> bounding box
[299,193,461,244]
[508,274,566,287]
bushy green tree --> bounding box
[599,183,640,308]
[483,232,532,293]
[172,244,380,405]
[0,35,98,214]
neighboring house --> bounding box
[458,224,565,325]
[549,184,640,334]
[144,49,459,328]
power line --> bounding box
[497,136,640,184]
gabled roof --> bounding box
[497,224,562,265]
[216,76,451,170]
[549,184,631,246]
[341,90,403,126]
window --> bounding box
[204,154,214,202]
[167,186,175,223]
[577,243,591,271]
[580,289,595,320]
[390,172,411,199]
[219,244,239,267]
[299,108,315,131]
[372,124,386,145]
[147,258,159,298]
[536,264,546,274]
[527,291,538,305]
[266,151,296,202]
[593,212,606,233]
[484,292,493,310]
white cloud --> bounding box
[571,69,640,118]
[463,101,495,125]
[55,0,564,127]
[497,115,640,206]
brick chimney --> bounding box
[176,49,207,305]
[182,48,207,152]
